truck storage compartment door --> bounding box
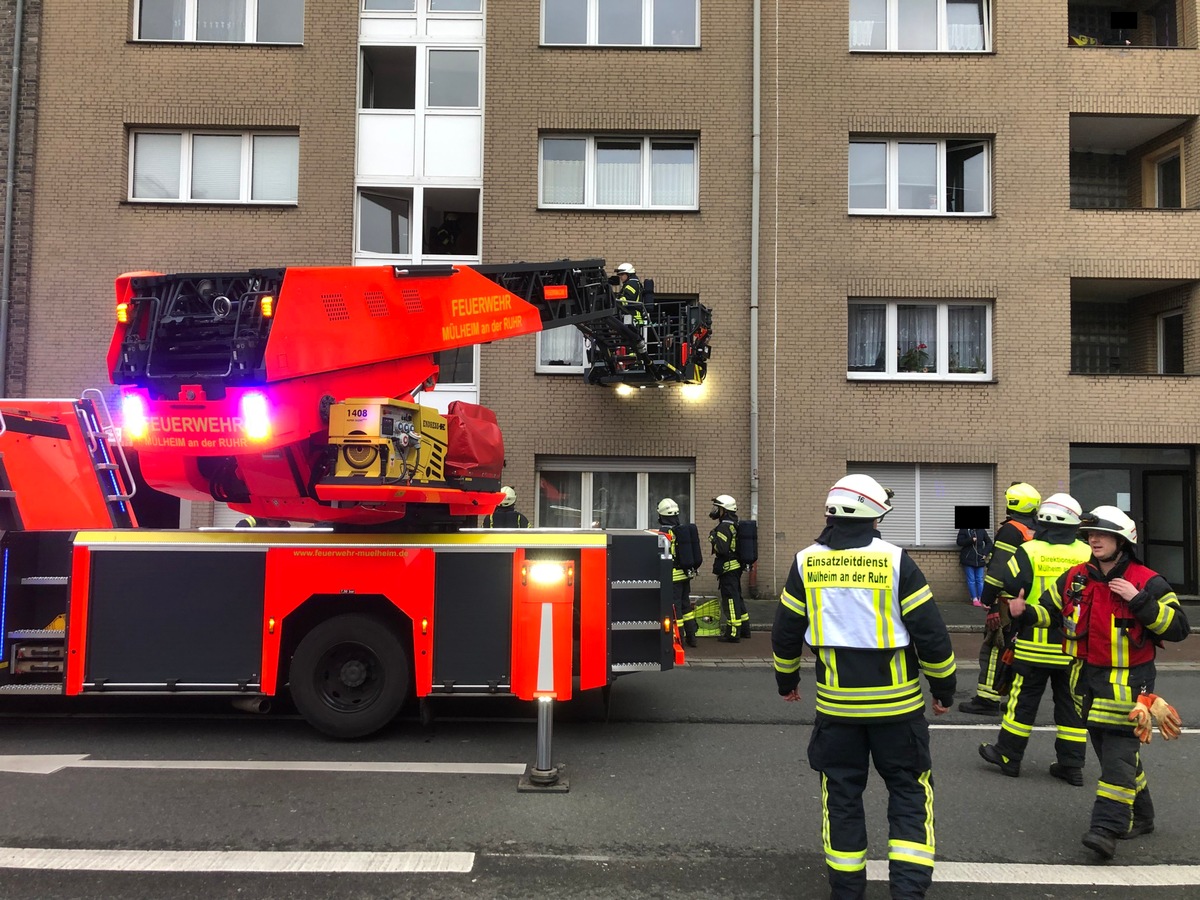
[83,547,266,690]
[432,551,513,692]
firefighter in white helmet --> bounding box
[772,474,955,899]
[979,492,1091,784]
[1036,505,1189,860]
[960,481,1042,716]
[709,494,748,641]
[482,485,531,528]
[658,497,701,648]
[613,262,648,326]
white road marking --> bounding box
[0,754,527,776]
[868,860,1200,886]
[0,848,473,873]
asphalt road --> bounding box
[0,661,1197,898]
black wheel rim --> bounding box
[312,641,385,712]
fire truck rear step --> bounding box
[0,683,64,694]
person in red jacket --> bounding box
[1032,505,1189,860]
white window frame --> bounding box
[539,135,699,210]
[1158,309,1184,374]
[850,0,991,52]
[360,1,484,18]
[135,0,305,44]
[847,299,992,381]
[849,137,991,216]
[851,462,994,548]
[536,458,696,529]
[535,329,588,374]
[128,129,299,204]
[541,0,699,47]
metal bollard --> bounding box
[518,696,569,792]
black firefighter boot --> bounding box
[717,626,739,643]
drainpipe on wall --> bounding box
[748,0,761,593]
[1,0,27,396]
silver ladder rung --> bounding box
[610,662,663,672]
[611,621,662,631]
[0,683,64,694]
[611,580,661,589]
[8,629,65,639]
[20,577,68,586]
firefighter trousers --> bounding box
[1087,725,1153,837]
[717,571,748,636]
[996,663,1087,767]
[807,715,937,900]
[673,579,696,640]
[974,631,1008,703]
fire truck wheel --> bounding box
[289,614,411,739]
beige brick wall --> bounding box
[18,2,1200,604]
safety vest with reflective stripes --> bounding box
[792,538,949,719]
[1009,538,1091,667]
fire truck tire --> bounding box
[289,614,411,739]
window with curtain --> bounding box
[543,0,698,47]
[850,463,994,547]
[540,134,699,209]
[537,457,695,529]
[848,299,990,380]
[130,130,299,203]
[849,137,991,215]
[537,329,587,372]
[138,0,304,42]
[850,0,989,52]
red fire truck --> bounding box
[0,261,711,738]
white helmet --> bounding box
[616,263,635,275]
[826,474,893,519]
[657,498,679,517]
[499,485,517,507]
[1036,492,1082,526]
[1080,505,1137,544]
[712,494,737,513]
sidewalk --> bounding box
[685,597,1200,668]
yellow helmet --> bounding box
[1005,482,1040,514]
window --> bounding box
[359,188,411,254]
[850,0,989,51]
[848,299,991,380]
[137,0,304,43]
[540,135,698,209]
[1142,140,1184,209]
[130,130,298,203]
[1159,310,1184,374]
[543,0,698,47]
[850,463,994,547]
[427,49,480,108]
[537,329,587,373]
[435,346,476,384]
[849,138,990,215]
[537,457,694,529]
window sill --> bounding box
[848,373,994,382]
[848,210,994,218]
[538,206,700,214]
[539,43,700,50]
[128,39,303,47]
[122,200,298,208]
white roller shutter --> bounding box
[918,465,994,547]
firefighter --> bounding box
[978,493,1091,782]
[959,482,1041,716]
[614,262,648,326]
[772,473,955,900]
[1036,506,1189,860]
[658,497,698,648]
[709,494,748,642]
[481,486,531,528]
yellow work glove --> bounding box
[1149,695,1183,740]
[1128,694,1154,744]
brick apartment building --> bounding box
[2,0,1199,604]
